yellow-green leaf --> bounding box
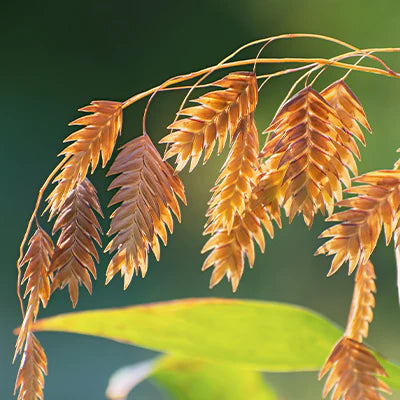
[32,298,400,390]
[106,355,278,400]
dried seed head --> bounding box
[316,170,400,276]
[106,135,186,289]
[161,72,258,172]
[261,87,360,228]
[47,101,122,217]
[50,178,103,307]
[205,113,259,234]
[15,227,54,355]
[345,261,376,342]
[15,333,48,400]
[321,79,371,146]
[202,201,273,292]
[319,338,390,400]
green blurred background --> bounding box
[2,0,400,398]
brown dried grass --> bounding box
[260,86,362,227]
[320,337,390,400]
[15,228,54,355]
[14,333,47,400]
[320,261,390,399]
[49,178,103,307]
[316,170,400,275]
[46,101,122,217]
[205,113,259,234]
[160,72,258,172]
[105,134,186,289]
[13,39,400,400]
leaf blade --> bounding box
[32,298,400,389]
[106,355,278,400]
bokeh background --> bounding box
[2,0,400,399]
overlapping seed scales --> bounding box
[15,227,54,355]
[319,338,390,400]
[105,135,186,289]
[202,157,281,292]
[205,113,259,234]
[199,75,266,291]
[201,201,273,292]
[160,72,258,172]
[14,333,48,400]
[47,101,122,216]
[319,261,384,399]
[49,178,103,307]
[321,80,372,181]
[321,79,371,146]
[252,154,286,227]
[345,261,376,342]
[316,170,400,276]
[260,87,361,228]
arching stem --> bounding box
[123,52,400,111]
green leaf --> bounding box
[33,298,340,370]
[106,355,278,400]
[32,298,400,390]
[379,357,400,391]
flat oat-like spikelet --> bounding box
[160,72,258,172]
[202,204,273,291]
[345,261,376,342]
[321,79,371,148]
[47,101,122,216]
[49,178,103,307]
[319,337,390,400]
[316,170,400,276]
[260,87,360,227]
[202,163,279,292]
[15,227,54,355]
[105,134,186,289]
[252,154,289,227]
[320,261,388,398]
[202,145,283,291]
[15,333,47,400]
[205,113,259,234]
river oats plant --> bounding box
[14,34,400,400]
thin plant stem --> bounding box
[273,48,395,115]
[123,51,400,111]
[340,53,370,82]
[141,33,394,138]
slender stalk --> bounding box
[200,33,395,75]
[259,63,320,80]
[141,33,394,137]
[123,52,400,110]
[272,47,399,115]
